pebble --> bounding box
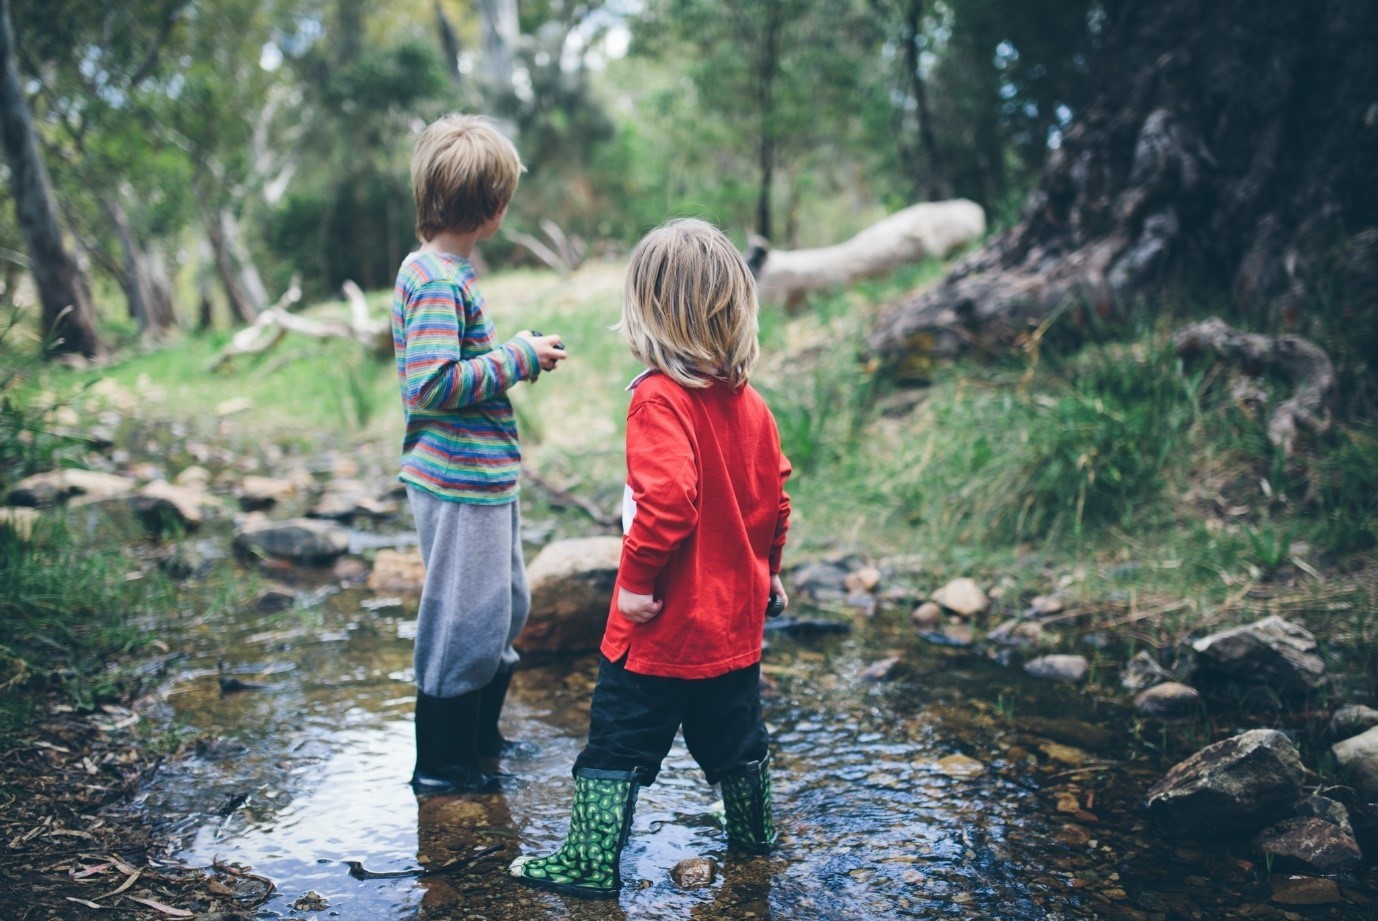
[669,858,716,889]
[1024,654,1090,682]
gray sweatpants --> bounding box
[407,486,530,698]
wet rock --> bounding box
[930,578,989,617]
[159,542,210,580]
[366,548,425,594]
[291,890,329,911]
[843,566,882,593]
[1269,875,1342,906]
[669,858,716,889]
[239,475,298,511]
[1294,794,1353,835]
[1019,717,1118,752]
[1253,817,1363,875]
[1024,654,1089,683]
[310,479,397,521]
[173,464,212,489]
[518,536,622,653]
[1134,682,1202,717]
[1146,729,1305,836]
[931,754,985,778]
[0,507,39,540]
[1026,594,1064,617]
[1120,650,1172,692]
[1039,741,1090,767]
[910,601,943,628]
[791,560,851,597]
[253,588,297,613]
[858,656,903,681]
[8,469,136,506]
[333,556,371,585]
[1330,726,1378,799]
[987,618,1046,648]
[764,617,852,636]
[1327,704,1378,740]
[918,623,974,647]
[234,517,349,565]
[1054,823,1092,847]
[1191,616,1327,693]
[129,481,217,533]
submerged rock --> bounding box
[234,517,349,564]
[1120,650,1172,692]
[1330,725,1378,799]
[1327,704,1378,740]
[1269,875,1343,906]
[987,618,1046,648]
[1134,682,1201,717]
[930,578,990,617]
[1146,729,1305,836]
[239,475,298,511]
[1024,655,1089,683]
[1191,616,1327,692]
[1254,817,1363,875]
[858,656,904,681]
[518,536,622,653]
[367,548,425,594]
[669,858,716,889]
[129,481,218,533]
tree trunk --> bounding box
[753,2,782,242]
[901,0,942,202]
[201,200,257,325]
[868,0,1378,370]
[220,208,268,312]
[478,0,518,96]
[101,195,177,338]
[0,0,101,358]
[434,0,462,86]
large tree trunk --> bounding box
[867,0,1378,369]
[200,198,258,325]
[0,0,101,358]
[478,0,518,96]
[101,195,178,338]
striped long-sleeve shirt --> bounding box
[391,251,539,504]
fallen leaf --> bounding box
[94,870,140,900]
[66,897,104,909]
[127,897,193,917]
[73,862,114,879]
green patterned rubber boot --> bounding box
[509,768,639,898]
[721,754,776,854]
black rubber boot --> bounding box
[721,753,777,854]
[509,768,640,898]
[477,668,538,759]
[411,690,501,795]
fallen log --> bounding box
[747,199,986,313]
[1173,318,1334,454]
[210,279,391,372]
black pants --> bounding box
[574,656,769,786]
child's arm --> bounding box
[617,398,699,599]
[400,280,540,411]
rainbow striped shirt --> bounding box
[391,251,538,504]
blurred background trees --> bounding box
[0,0,1372,360]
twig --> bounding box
[345,843,504,880]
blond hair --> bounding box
[411,114,523,240]
[620,219,761,390]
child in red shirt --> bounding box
[510,218,792,899]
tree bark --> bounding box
[434,0,462,86]
[201,199,258,325]
[101,195,177,338]
[478,0,518,96]
[867,0,1378,370]
[753,2,783,242]
[901,0,942,202]
[0,0,101,358]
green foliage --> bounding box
[1308,424,1378,553]
[0,314,88,490]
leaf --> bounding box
[93,870,140,900]
[65,897,104,909]
[127,897,193,917]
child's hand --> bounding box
[617,587,663,624]
[516,330,569,375]
[769,574,789,612]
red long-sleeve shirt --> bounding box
[601,371,791,678]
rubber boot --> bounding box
[509,768,640,898]
[477,668,538,759]
[410,690,501,795]
[721,754,776,854]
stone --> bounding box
[1120,650,1172,692]
[366,548,426,594]
[858,656,904,681]
[234,517,349,565]
[1328,704,1378,740]
[1024,654,1089,683]
[931,754,985,778]
[0,507,40,540]
[310,480,397,521]
[517,536,622,653]
[1294,794,1353,835]
[1054,823,1092,847]
[333,556,370,585]
[910,601,943,628]
[7,469,136,507]
[843,566,882,593]
[792,560,851,596]
[930,578,990,617]
[1134,682,1202,717]
[987,618,1046,647]
[216,396,252,416]
[239,475,298,511]
[1027,594,1064,617]
[1146,729,1305,836]
[1269,876,1342,906]
[1253,817,1363,875]
[918,623,974,647]
[173,465,212,489]
[1331,725,1378,799]
[669,858,716,889]
[254,588,297,613]
[129,481,217,533]
[1191,616,1327,692]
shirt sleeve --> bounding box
[617,397,699,595]
[770,448,793,575]
[399,279,539,411]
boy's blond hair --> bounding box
[411,114,523,240]
[621,218,761,390]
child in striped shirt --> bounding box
[391,113,567,794]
